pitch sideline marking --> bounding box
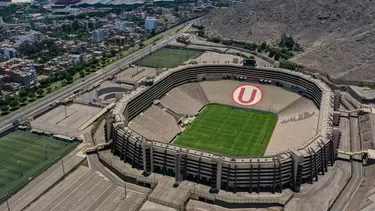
[207,107,233,146]
[236,113,258,156]
[194,106,227,149]
[178,106,213,146]
[209,106,237,153]
[229,111,252,154]
[250,116,270,155]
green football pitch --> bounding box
[0,131,78,198]
[135,48,203,68]
[173,105,278,157]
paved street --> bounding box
[0,20,195,134]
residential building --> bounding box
[72,54,83,64]
[0,59,38,86]
[115,21,126,31]
[145,17,157,31]
[1,48,17,59]
[15,32,44,46]
[2,82,21,91]
[0,74,10,87]
[92,29,108,43]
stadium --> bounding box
[109,64,338,193]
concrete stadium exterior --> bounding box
[108,64,339,193]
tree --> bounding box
[79,71,85,78]
[0,105,9,112]
[28,92,35,99]
[71,20,80,31]
[19,89,28,97]
[10,99,19,108]
[65,74,73,83]
[268,50,275,58]
[37,89,44,96]
[39,78,53,87]
[138,42,145,48]
[260,41,267,51]
[92,58,99,64]
[279,60,298,70]
[46,87,52,93]
[4,96,14,105]
[19,97,27,105]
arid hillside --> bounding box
[199,0,375,82]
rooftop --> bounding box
[349,85,375,100]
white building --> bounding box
[72,54,83,64]
[1,48,18,59]
[15,32,44,47]
[145,17,157,31]
[115,21,126,31]
[91,29,108,43]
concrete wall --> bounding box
[111,65,335,193]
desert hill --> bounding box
[199,0,375,82]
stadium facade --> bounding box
[108,64,339,193]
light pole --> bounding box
[123,174,127,198]
[62,159,65,179]
[17,161,22,176]
[6,197,10,211]
[43,144,47,160]
[64,106,67,118]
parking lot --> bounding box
[31,103,102,137]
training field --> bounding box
[173,105,278,156]
[0,130,78,198]
[135,48,203,68]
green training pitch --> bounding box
[173,105,278,157]
[135,48,203,68]
[0,131,78,198]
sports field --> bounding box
[0,131,78,198]
[173,105,278,156]
[135,48,203,68]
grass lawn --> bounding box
[173,105,278,157]
[0,130,78,198]
[135,48,204,68]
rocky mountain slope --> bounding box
[199,0,375,82]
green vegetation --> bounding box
[173,105,278,157]
[0,4,22,22]
[0,130,78,198]
[279,33,303,52]
[18,39,65,63]
[279,60,299,70]
[135,48,204,68]
[195,31,303,61]
[0,35,162,117]
[55,20,90,42]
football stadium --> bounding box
[109,63,337,193]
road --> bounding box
[0,20,195,133]
[330,100,363,211]
[0,17,30,27]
